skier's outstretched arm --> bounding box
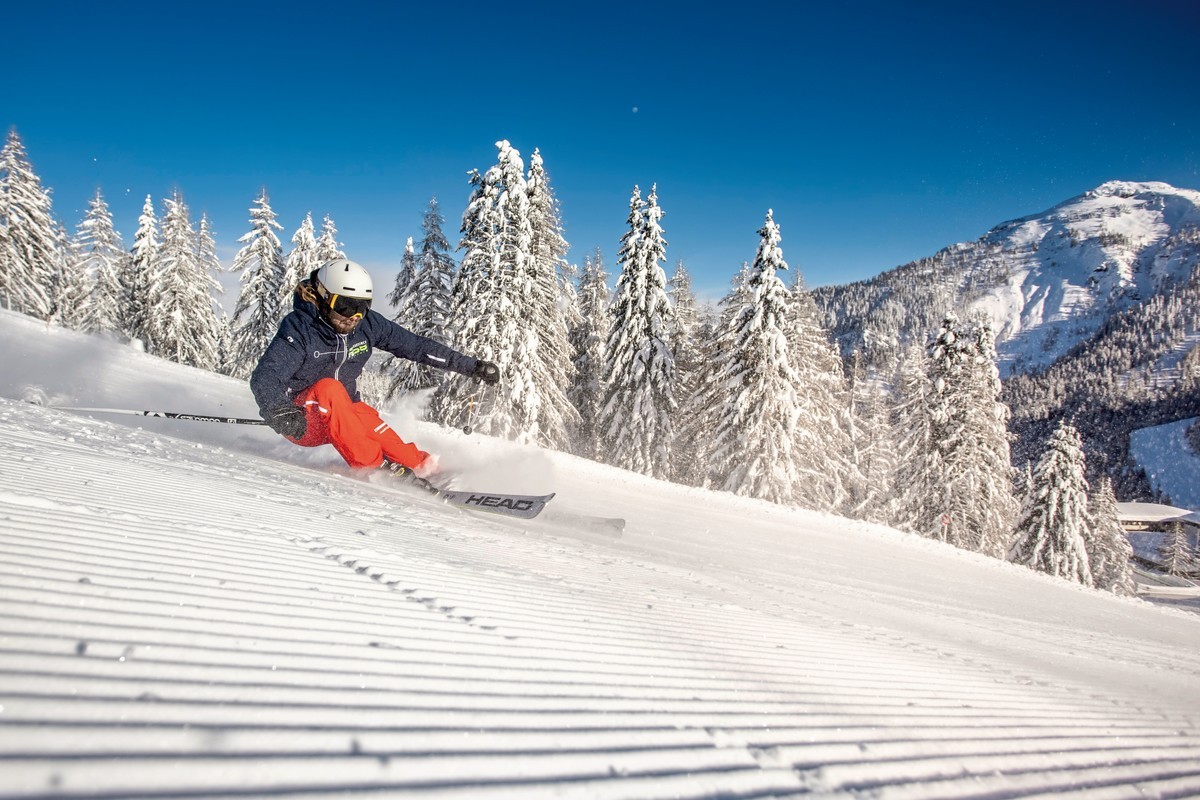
[370,316,498,384]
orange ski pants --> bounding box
[287,378,429,470]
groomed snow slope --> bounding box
[2,310,1200,799]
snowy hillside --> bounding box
[1131,417,1200,509]
[973,181,1200,373]
[3,309,1200,798]
[816,180,1200,377]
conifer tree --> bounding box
[430,167,500,431]
[122,195,159,343]
[415,198,456,308]
[706,210,800,502]
[196,212,225,289]
[666,260,707,483]
[75,190,126,335]
[431,141,578,446]
[386,199,457,400]
[381,237,424,396]
[787,272,854,512]
[599,185,677,479]
[680,262,753,486]
[568,248,611,459]
[432,141,538,440]
[229,190,286,379]
[150,191,221,367]
[196,213,222,277]
[1009,420,1094,585]
[888,343,935,531]
[282,213,318,315]
[146,190,192,357]
[58,230,90,331]
[524,148,580,449]
[389,236,418,309]
[1088,477,1135,595]
[1158,521,1199,577]
[213,312,235,376]
[196,212,227,367]
[907,314,1018,556]
[844,350,893,523]
[0,130,59,318]
[315,215,344,261]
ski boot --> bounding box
[379,457,440,495]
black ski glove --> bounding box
[472,359,500,385]
[265,405,307,439]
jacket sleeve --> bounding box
[250,321,307,414]
[369,313,478,376]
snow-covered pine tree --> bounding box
[195,212,227,370]
[668,261,701,373]
[568,248,611,459]
[315,215,344,262]
[667,260,707,484]
[887,343,935,531]
[0,130,59,318]
[524,148,580,450]
[429,167,501,431]
[150,191,221,369]
[1157,520,1200,577]
[147,190,193,358]
[679,262,753,487]
[213,312,235,376]
[786,270,854,513]
[432,141,576,446]
[281,213,318,316]
[196,213,222,277]
[844,350,893,523]
[599,185,677,479]
[385,199,457,400]
[75,190,126,335]
[1088,477,1136,595]
[414,198,456,324]
[916,314,1018,556]
[380,237,424,396]
[430,141,538,440]
[57,226,89,331]
[229,190,286,379]
[706,210,800,503]
[389,237,418,309]
[122,195,159,344]
[1008,420,1094,585]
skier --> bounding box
[250,258,499,482]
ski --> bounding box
[49,405,267,425]
[543,509,626,536]
[436,489,555,520]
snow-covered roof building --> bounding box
[1116,502,1198,531]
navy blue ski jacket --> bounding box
[250,286,478,415]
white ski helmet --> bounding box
[314,258,373,300]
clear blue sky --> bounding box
[5,0,1198,301]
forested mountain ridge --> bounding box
[1005,243,1200,497]
[814,181,1200,376]
[814,180,1200,501]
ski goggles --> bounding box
[327,294,371,320]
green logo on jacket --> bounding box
[348,342,369,359]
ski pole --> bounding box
[462,394,476,435]
[51,406,268,426]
